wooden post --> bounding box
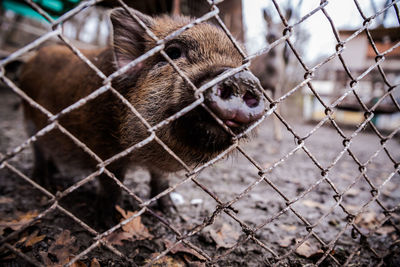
[172,0,181,15]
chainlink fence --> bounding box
[0,0,399,266]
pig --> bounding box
[19,7,266,226]
[250,9,290,142]
[250,9,288,94]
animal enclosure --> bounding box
[0,0,400,266]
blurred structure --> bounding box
[1,0,397,133]
[250,9,289,94]
[180,0,243,41]
[0,0,244,57]
[0,0,244,96]
[304,26,400,131]
[250,8,290,141]
[248,2,305,140]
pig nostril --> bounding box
[218,85,233,100]
[243,91,259,108]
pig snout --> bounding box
[204,70,266,128]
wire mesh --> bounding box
[0,0,399,266]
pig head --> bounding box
[110,8,266,168]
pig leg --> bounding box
[32,143,58,190]
[150,169,176,214]
[96,169,125,228]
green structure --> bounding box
[1,0,81,21]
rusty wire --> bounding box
[0,0,399,266]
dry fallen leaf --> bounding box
[295,239,323,258]
[24,230,46,247]
[278,236,294,248]
[209,223,240,249]
[16,235,28,246]
[41,230,78,265]
[263,162,272,169]
[71,261,87,267]
[0,196,13,204]
[116,205,153,240]
[376,226,396,236]
[345,205,360,213]
[106,206,153,245]
[345,188,360,197]
[90,258,101,267]
[391,233,398,241]
[146,253,185,267]
[355,211,379,230]
[0,211,39,233]
[279,224,297,232]
[182,254,206,267]
[381,181,398,195]
[301,199,326,210]
[164,240,206,261]
[106,231,133,246]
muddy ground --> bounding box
[0,86,399,266]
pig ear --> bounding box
[110,8,154,68]
[263,9,273,25]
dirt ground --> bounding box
[1,86,400,266]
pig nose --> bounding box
[204,70,266,128]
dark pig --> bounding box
[250,9,287,94]
[20,8,266,225]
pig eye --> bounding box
[165,46,182,60]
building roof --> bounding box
[339,27,400,41]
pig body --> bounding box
[20,8,265,225]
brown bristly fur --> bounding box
[20,8,259,227]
